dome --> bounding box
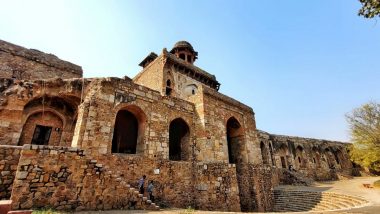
[172,41,195,52]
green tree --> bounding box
[358,0,380,18]
[346,102,380,172]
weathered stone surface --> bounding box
[0,40,354,212]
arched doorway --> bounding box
[19,111,63,146]
[226,117,244,164]
[112,105,146,154]
[169,118,190,161]
[19,95,78,146]
[112,110,139,154]
[260,141,269,165]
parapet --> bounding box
[0,39,82,79]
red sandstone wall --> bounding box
[0,145,21,200]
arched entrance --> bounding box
[226,117,244,164]
[19,95,79,146]
[169,118,190,161]
[112,110,139,154]
[19,111,63,146]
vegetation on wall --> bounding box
[346,102,380,172]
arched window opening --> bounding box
[226,117,244,164]
[166,79,173,96]
[169,118,190,161]
[179,53,186,60]
[295,145,306,169]
[260,141,269,165]
[112,110,139,154]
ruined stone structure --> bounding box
[0,40,353,212]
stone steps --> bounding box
[273,190,368,212]
[125,184,159,211]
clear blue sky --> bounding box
[1,0,379,142]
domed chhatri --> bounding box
[172,41,195,51]
[170,40,198,64]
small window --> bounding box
[31,125,52,145]
[179,54,185,60]
[166,79,171,87]
[187,56,192,63]
[298,157,301,163]
[191,89,195,95]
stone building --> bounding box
[0,39,353,212]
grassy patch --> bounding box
[179,206,195,214]
[374,180,380,188]
[32,208,61,214]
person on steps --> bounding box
[138,175,146,194]
[147,180,154,202]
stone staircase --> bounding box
[88,159,159,211]
[125,184,160,211]
[273,190,368,212]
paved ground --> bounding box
[77,177,380,214]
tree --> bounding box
[358,0,380,18]
[346,102,380,172]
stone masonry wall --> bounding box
[11,145,241,212]
[72,78,195,159]
[133,55,164,94]
[0,145,21,200]
[0,78,85,145]
[0,40,82,80]
[258,130,352,181]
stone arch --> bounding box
[324,148,336,168]
[276,143,289,169]
[312,146,322,168]
[111,105,147,154]
[295,145,307,169]
[169,118,190,161]
[333,148,347,169]
[18,95,79,146]
[226,116,244,164]
[165,71,174,96]
[260,141,269,165]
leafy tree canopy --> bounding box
[358,0,380,18]
[346,102,380,172]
